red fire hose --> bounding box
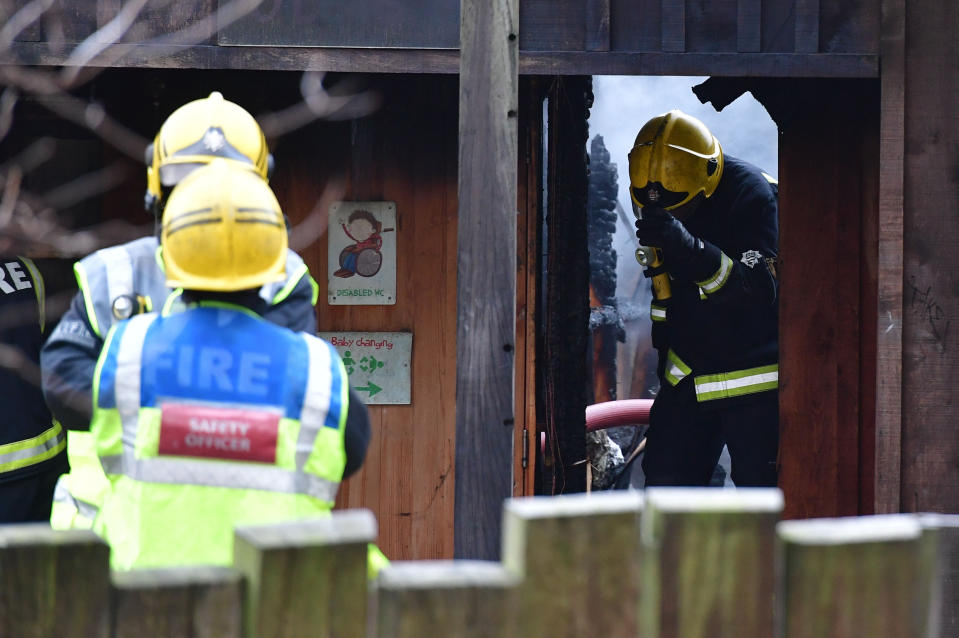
[585,399,653,432]
[539,400,654,478]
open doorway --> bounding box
[585,76,779,489]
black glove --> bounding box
[634,206,703,262]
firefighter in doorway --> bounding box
[41,92,320,529]
[88,160,373,569]
[629,110,779,487]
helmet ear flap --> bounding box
[144,143,154,166]
[266,153,275,181]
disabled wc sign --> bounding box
[328,201,397,305]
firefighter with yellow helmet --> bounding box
[629,110,779,487]
[42,92,319,529]
[87,161,372,569]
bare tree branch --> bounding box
[0,0,55,54]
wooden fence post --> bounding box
[501,491,644,637]
[376,560,518,637]
[233,511,376,638]
[777,514,928,638]
[641,488,783,638]
[112,566,243,638]
[918,514,959,637]
[0,524,110,637]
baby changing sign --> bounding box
[328,201,397,305]
[319,332,412,405]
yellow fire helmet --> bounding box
[627,109,724,211]
[145,91,273,215]
[161,160,287,292]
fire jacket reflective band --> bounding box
[695,251,733,295]
[0,422,66,473]
[75,236,312,339]
[651,303,667,322]
[271,261,319,306]
[91,304,348,569]
[693,364,779,402]
[664,349,691,386]
[19,257,45,332]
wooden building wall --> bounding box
[10,1,878,77]
[277,76,462,560]
[898,1,959,513]
[775,80,880,519]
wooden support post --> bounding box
[0,525,110,637]
[112,566,243,638]
[641,488,782,638]
[777,515,929,638]
[502,492,644,637]
[876,0,905,517]
[455,0,519,560]
[233,511,376,638]
[375,560,518,637]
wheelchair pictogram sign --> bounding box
[328,201,396,305]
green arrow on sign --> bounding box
[355,381,383,398]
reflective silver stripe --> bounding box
[694,365,779,402]
[106,455,339,501]
[298,335,335,468]
[650,304,667,322]
[697,252,733,295]
[114,314,153,458]
[100,452,337,500]
[99,245,135,319]
[0,423,66,471]
[664,349,691,386]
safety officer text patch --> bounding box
[159,403,279,464]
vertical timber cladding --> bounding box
[277,75,460,561]
[455,0,519,560]
[774,79,880,519]
[900,1,959,513]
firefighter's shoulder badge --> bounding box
[741,250,762,268]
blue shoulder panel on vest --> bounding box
[139,308,308,418]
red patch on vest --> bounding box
[159,403,280,464]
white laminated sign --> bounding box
[319,331,412,405]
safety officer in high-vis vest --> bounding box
[42,92,320,530]
[89,161,371,569]
[629,110,779,487]
[0,256,68,522]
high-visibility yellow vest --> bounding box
[91,303,348,570]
